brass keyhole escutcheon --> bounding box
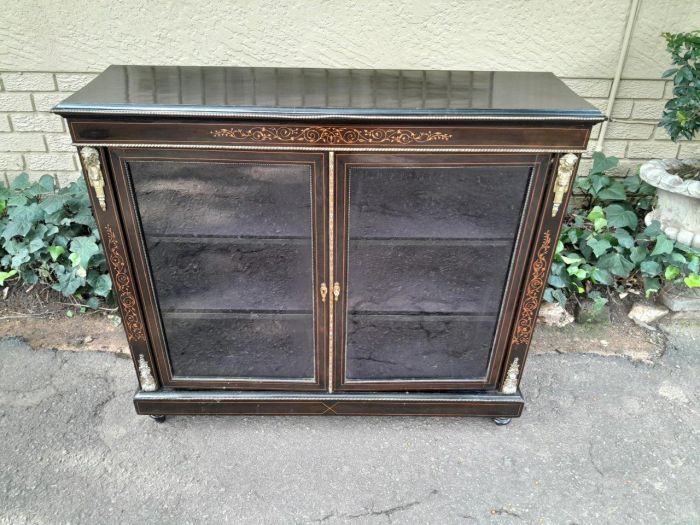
[333,282,340,302]
[320,283,328,302]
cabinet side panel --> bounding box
[76,145,159,391]
[500,153,581,392]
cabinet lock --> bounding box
[320,283,328,302]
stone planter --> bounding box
[640,159,700,248]
[640,159,700,311]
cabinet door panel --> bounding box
[334,153,549,391]
[110,150,326,390]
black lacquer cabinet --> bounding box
[53,66,604,422]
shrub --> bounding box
[660,30,700,142]
[544,153,700,308]
[0,173,112,308]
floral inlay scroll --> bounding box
[210,126,452,145]
[511,230,552,346]
[104,225,146,342]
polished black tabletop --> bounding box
[53,65,604,121]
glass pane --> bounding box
[129,160,315,380]
[345,164,531,381]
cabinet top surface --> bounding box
[53,65,604,122]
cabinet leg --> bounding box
[150,415,166,423]
[492,417,512,426]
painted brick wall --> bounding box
[0,72,85,187]
[0,71,684,186]
[1,0,699,185]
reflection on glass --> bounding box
[345,165,531,381]
[130,160,316,380]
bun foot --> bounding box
[150,415,166,423]
[492,417,512,426]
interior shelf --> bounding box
[129,159,314,239]
[146,234,311,244]
[348,237,513,247]
[161,310,313,318]
[146,239,313,311]
[346,311,498,319]
[346,242,513,314]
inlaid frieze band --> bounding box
[210,126,452,145]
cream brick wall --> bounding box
[1,0,699,185]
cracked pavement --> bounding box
[0,319,698,524]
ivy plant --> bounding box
[0,173,112,308]
[544,153,700,308]
[660,30,700,142]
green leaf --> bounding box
[567,266,588,279]
[597,252,635,278]
[48,245,65,261]
[605,204,638,229]
[640,260,662,276]
[651,234,674,256]
[37,175,55,192]
[86,297,101,309]
[53,267,85,296]
[87,273,111,297]
[591,267,614,286]
[643,221,662,237]
[593,217,608,232]
[630,246,649,264]
[0,269,18,286]
[560,252,584,265]
[586,237,612,257]
[586,205,605,222]
[664,265,681,280]
[27,237,44,253]
[9,173,30,190]
[548,264,570,288]
[590,152,619,175]
[69,236,100,269]
[597,182,627,201]
[2,203,43,240]
[614,229,635,249]
[643,277,662,297]
[684,273,700,288]
[661,67,677,78]
[688,256,700,274]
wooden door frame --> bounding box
[331,152,552,392]
[107,147,329,391]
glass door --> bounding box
[333,153,548,391]
[110,149,326,390]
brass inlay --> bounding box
[511,230,552,346]
[328,152,335,392]
[210,126,452,145]
[138,354,157,392]
[80,146,106,211]
[320,282,328,302]
[551,153,577,217]
[73,142,588,154]
[104,225,147,342]
[62,107,604,121]
[500,358,520,394]
[333,282,340,302]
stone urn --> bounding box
[640,159,700,249]
[640,158,700,311]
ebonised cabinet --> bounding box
[54,66,604,423]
